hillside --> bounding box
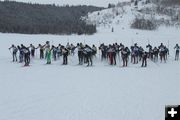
[4,0,130,7]
[84,0,180,31]
[0,1,103,35]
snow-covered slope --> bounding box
[84,0,180,30]
[4,0,130,7]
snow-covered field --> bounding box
[0,25,180,120]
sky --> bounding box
[6,0,130,7]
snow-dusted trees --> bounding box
[131,18,157,30]
[0,1,102,35]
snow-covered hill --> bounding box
[4,0,130,7]
[84,0,180,30]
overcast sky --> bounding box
[7,0,130,7]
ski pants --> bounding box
[13,52,17,62]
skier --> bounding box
[121,47,129,67]
[46,46,52,64]
[158,43,166,62]
[153,47,159,62]
[44,41,50,59]
[29,44,36,58]
[36,44,44,59]
[146,44,152,59]
[61,46,69,65]
[114,43,120,59]
[51,45,57,61]
[70,44,76,55]
[138,46,144,61]
[131,43,139,64]
[99,43,108,61]
[66,42,71,55]
[22,45,30,66]
[9,44,18,62]
[107,45,116,65]
[57,44,62,59]
[17,45,24,63]
[77,43,84,65]
[141,52,148,67]
[92,44,97,57]
[174,44,180,60]
[83,45,93,66]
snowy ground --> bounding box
[0,25,180,120]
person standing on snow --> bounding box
[174,44,180,61]
[158,43,166,63]
[9,44,18,62]
[46,46,52,64]
[61,46,69,65]
[36,44,44,59]
[83,45,93,66]
[141,51,148,67]
[92,44,97,57]
[51,45,57,61]
[29,44,36,58]
[107,45,116,65]
[17,45,24,63]
[121,46,129,67]
[57,44,62,59]
[44,41,50,59]
[21,45,30,66]
[76,43,84,65]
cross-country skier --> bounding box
[36,44,44,59]
[141,52,148,67]
[21,45,30,66]
[51,45,57,61]
[158,43,166,62]
[61,46,69,65]
[153,47,159,62]
[92,44,97,57]
[46,45,52,64]
[174,44,180,60]
[9,44,18,62]
[107,45,116,65]
[131,43,139,64]
[77,43,84,65]
[99,43,108,61]
[83,45,93,66]
[138,46,144,61]
[70,44,76,55]
[121,46,129,67]
[44,41,50,59]
[29,44,36,58]
[57,44,62,59]
[17,45,24,63]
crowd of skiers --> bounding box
[9,41,180,67]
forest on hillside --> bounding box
[0,1,103,35]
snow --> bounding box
[4,0,130,7]
[0,25,180,120]
[0,2,180,120]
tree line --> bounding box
[0,1,104,35]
